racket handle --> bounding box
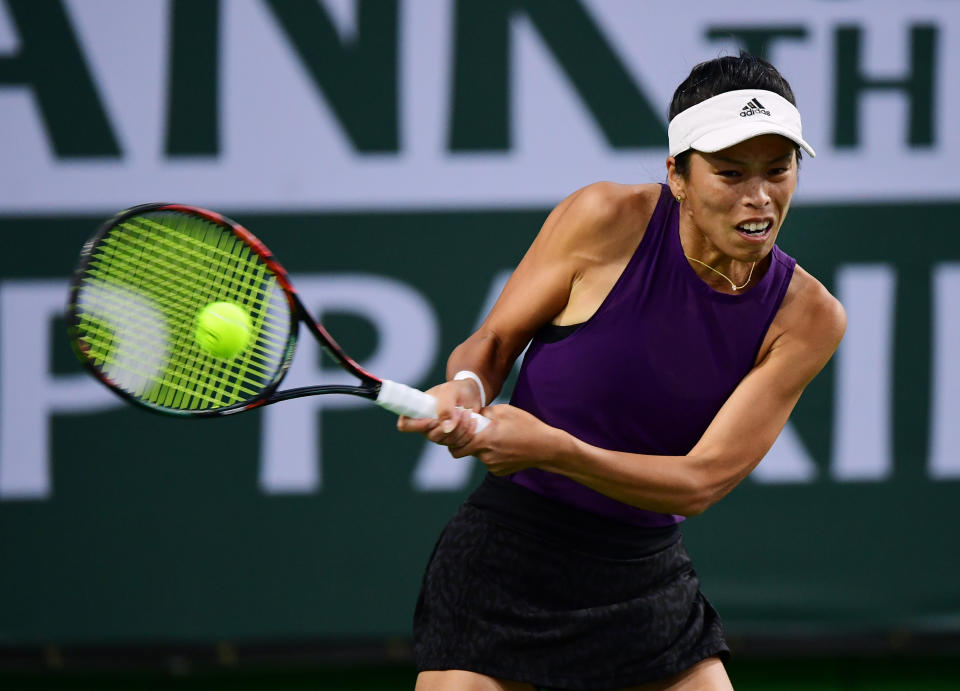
[377,379,490,432]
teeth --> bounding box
[738,222,771,233]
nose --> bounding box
[743,178,772,208]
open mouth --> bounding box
[736,221,773,239]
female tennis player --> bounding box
[400,53,846,691]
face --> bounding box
[668,134,799,263]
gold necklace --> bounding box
[684,255,756,291]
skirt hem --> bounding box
[416,643,730,690]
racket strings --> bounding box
[115,215,290,338]
[79,220,264,408]
[125,216,266,408]
[91,225,289,369]
[89,222,286,371]
[87,216,283,407]
[132,214,288,402]
[112,218,287,369]
[74,211,293,411]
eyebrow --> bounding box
[708,152,794,166]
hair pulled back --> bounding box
[670,53,800,176]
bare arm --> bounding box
[398,182,661,434]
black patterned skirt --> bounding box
[413,474,729,690]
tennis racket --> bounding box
[66,202,489,429]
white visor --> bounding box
[668,89,815,158]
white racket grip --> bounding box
[377,379,490,432]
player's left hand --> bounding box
[450,403,569,476]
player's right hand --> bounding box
[396,378,484,449]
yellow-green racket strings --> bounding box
[73,211,292,411]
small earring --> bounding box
[675,194,684,202]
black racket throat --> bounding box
[294,301,383,390]
[268,382,381,404]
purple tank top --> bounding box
[508,184,796,527]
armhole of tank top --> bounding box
[750,249,798,363]
[579,183,671,314]
[535,185,671,346]
[536,322,582,343]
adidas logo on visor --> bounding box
[740,98,771,117]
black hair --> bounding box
[669,52,800,176]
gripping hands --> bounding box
[377,379,490,431]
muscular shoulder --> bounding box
[542,182,662,264]
[563,181,661,230]
[770,264,846,366]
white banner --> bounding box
[0,0,957,213]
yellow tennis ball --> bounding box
[195,302,252,359]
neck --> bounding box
[678,225,756,292]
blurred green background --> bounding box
[2,0,958,688]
